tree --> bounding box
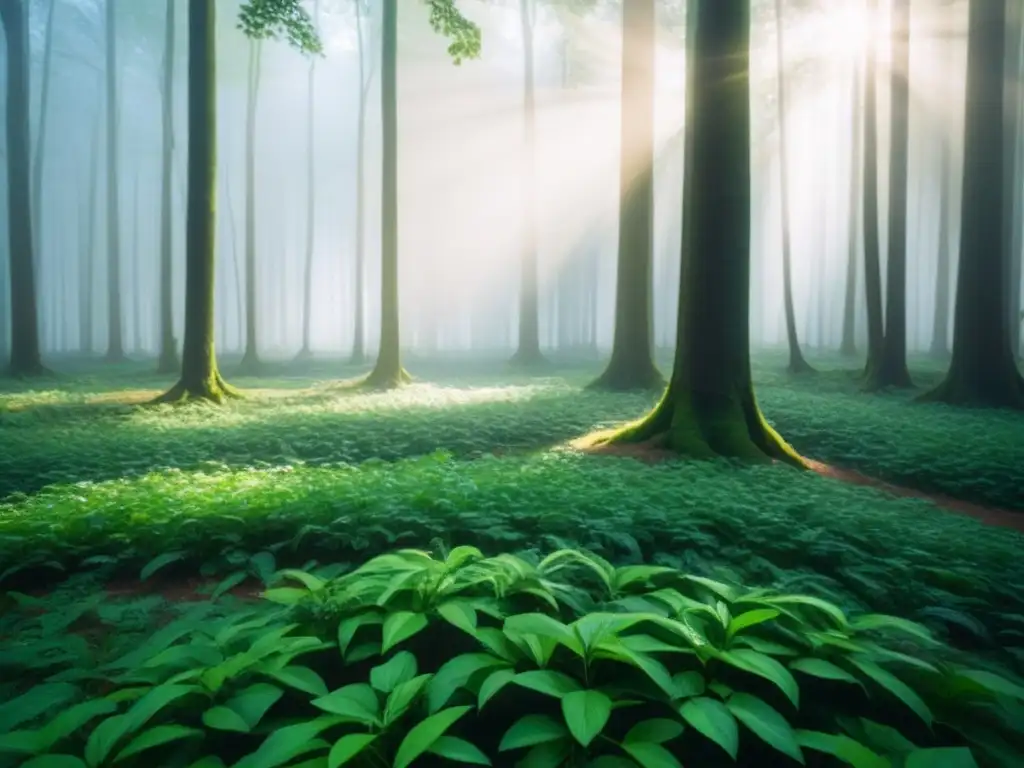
[157,0,179,373]
[921,0,1024,408]
[31,0,56,345]
[239,38,263,372]
[154,0,321,404]
[865,0,913,390]
[860,0,884,382]
[929,132,952,358]
[1,0,45,377]
[104,0,126,362]
[297,0,322,362]
[585,0,802,465]
[589,0,662,391]
[839,58,862,357]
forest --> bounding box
[1,0,1023,765]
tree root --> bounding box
[150,372,242,405]
[361,365,412,391]
[587,362,665,392]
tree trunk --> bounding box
[240,40,262,371]
[81,105,102,357]
[351,0,373,365]
[153,0,236,403]
[364,0,409,388]
[840,60,862,356]
[861,0,884,380]
[930,132,952,358]
[131,172,142,353]
[158,0,179,373]
[774,0,814,374]
[298,0,320,361]
[31,0,56,349]
[1006,1,1024,359]
[589,0,802,464]
[921,0,1024,408]
[104,0,125,362]
[510,0,545,367]
[590,0,662,390]
[866,0,913,389]
[2,0,45,377]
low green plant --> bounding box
[2,547,1022,767]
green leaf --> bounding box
[849,614,935,643]
[0,730,44,754]
[445,545,484,570]
[679,697,738,759]
[22,757,89,768]
[499,715,569,751]
[955,669,1024,701]
[672,671,706,699]
[513,670,583,699]
[437,601,477,636]
[790,657,859,684]
[276,569,326,592]
[621,741,684,768]
[86,685,199,767]
[140,552,185,581]
[795,730,888,768]
[504,614,582,656]
[337,612,384,659]
[37,699,118,751]
[393,706,472,768]
[0,683,79,732]
[613,565,676,590]
[371,651,418,694]
[428,735,491,765]
[478,668,516,710]
[718,649,800,708]
[761,595,847,628]
[233,717,339,768]
[848,658,932,726]
[572,613,644,652]
[624,719,685,745]
[327,733,377,768]
[265,666,328,697]
[904,748,978,768]
[726,609,780,642]
[202,707,250,733]
[427,653,509,713]
[561,690,611,747]
[261,588,310,606]
[382,612,429,653]
[384,674,433,725]
[113,725,204,762]
[224,683,284,731]
[727,692,804,764]
[312,684,381,726]
[516,739,572,768]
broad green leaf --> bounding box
[437,601,477,636]
[718,649,800,707]
[202,707,250,733]
[849,614,935,644]
[428,735,491,765]
[672,671,705,699]
[517,739,572,767]
[905,747,978,768]
[499,715,569,751]
[849,658,932,726]
[382,612,429,653]
[370,651,417,694]
[679,697,738,759]
[790,658,859,685]
[595,641,676,698]
[337,612,384,659]
[232,717,339,768]
[262,588,310,606]
[427,653,508,713]
[223,683,284,731]
[795,730,888,768]
[143,643,222,669]
[393,706,471,768]
[621,741,684,768]
[478,668,516,710]
[276,569,326,592]
[624,719,685,745]
[613,565,676,590]
[726,609,780,642]
[761,595,847,628]
[113,725,204,762]
[955,669,1024,702]
[327,733,376,768]
[384,674,433,725]
[37,699,118,751]
[561,690,611,747]
[186,757,226,768]
[312,684,381,726]
[0,683,79,732]
[22,757,88,768]
[445,546,483,570]
[265,666,328,697]
[0,730,43,754]
[513,670,583,699]
[572,614,645,652]
[140,552,185,581]
[504,614,582,656]
[727,692,803,764]
[86,685,199,767]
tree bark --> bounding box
[840,59,862,356]
[590,0,802,464]
[31,0,56,349]
[154,0,237,403]
[157,0,179,373]
[81,104,102,357]
[240,40,263,371]
[866,0,913,389]
[298,0,320,361]
[860,0,884,381]
[1006,1,1024,358]
[2,0,45,377]
[350,0,374,365]
[921,0,1024,408]
[590,0,662,390]
[104,0,125,362]
[930,131,952,358]
[364,0,409,388]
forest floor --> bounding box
[2,348,1023,678]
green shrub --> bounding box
[2,546,1022,767]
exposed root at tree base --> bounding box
[361,366,412,390]
[508,349,550,370]
[149,374,242,405]
[587,366,665,393]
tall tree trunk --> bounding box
[930,133,952,358]
[224,163,244,354]
[921,0,1024,407]
[866,0,913,389]
[1006,1,1024,359]
[240,40,262,370]
[510,0,544,366]
[131,172,142,353]
[774,0,814,374]
[298,0,320,360]
[158,0,179,372]
[590,0,662,390]
[31,0,56,348]
[154,0,236,403]
[351,0,374,365]
[364,0,409,388]
[861,0,884,380]
[2,0,45,376]
[81,105,102,356]
[840,59,862,356]
[588,0,802,465]
[104,0,125,362]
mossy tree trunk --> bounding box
[104,0,125,363]
[240,40,263,372]
[510,0,545,368]
[157,0,179,373]
[861,0,884,381]
[840,60,862,357]
[2,0,45,377]
[921,0,1024,408]
[866,0,913,390]
[774,0,813,375]
[591,0,802,465]
[364,0,409,389]
[154,0,237,404]
[590,0,662,391]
